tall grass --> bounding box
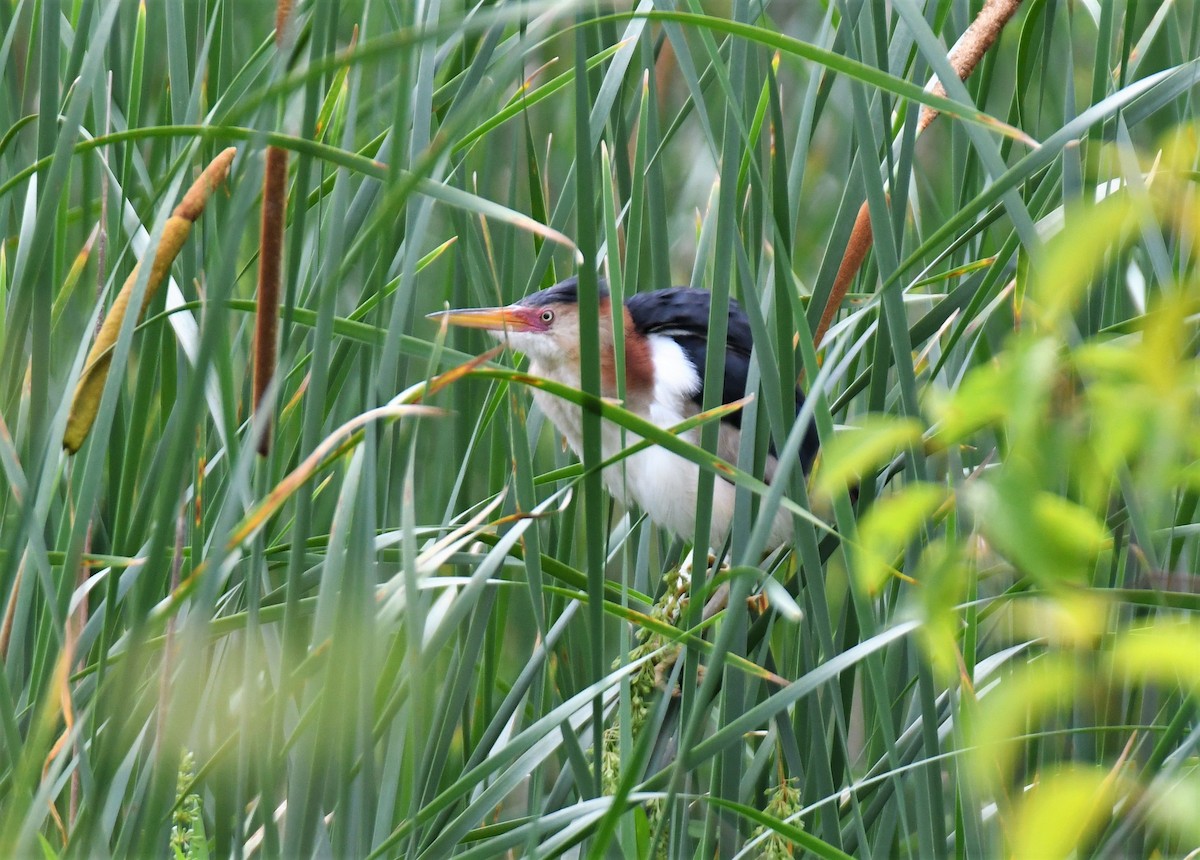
[1,0,1198,857]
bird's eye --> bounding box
[540,309,555,324]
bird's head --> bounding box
[427,278,607,369]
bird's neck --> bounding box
[526,357,579,389]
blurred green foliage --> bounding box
[0,1,1197,858]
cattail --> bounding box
[813,0,1023,348]
[64,147,236,453]
[918,0,1025,134]
[815,200,874,349]
[252,0,294,456]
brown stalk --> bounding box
[816,200,874,349]
[812,0,1024,349]
[918,0,1026,134]
[252,0,295,456]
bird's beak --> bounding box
[426,305,545,332]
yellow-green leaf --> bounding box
[1008,765,1119,860]
[1111,622,1200,695]
[966,478,1109,584]
[853,483,945,595]
[814,415,923,499]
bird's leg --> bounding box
[700,546,789,620]
[678,547,774,620]
[653,649,704,693]
[676,547,715,585]
[674,548,732,621]
[701,583,730,622]
[640,545,774,695]
[702,582,777,619]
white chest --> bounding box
[528,337,704,534]
[524,336,790,547]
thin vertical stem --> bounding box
[252,0,295,455]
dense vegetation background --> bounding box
[1,0,1198,856]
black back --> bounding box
[626,287,819,472]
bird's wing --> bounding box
[626,288,761,420]
[625,287,754,356]
[626,287,818,472]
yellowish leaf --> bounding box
[813,415,922,500]
[1008,765,1119,860]
[853,483,944,595]
[1111,622,1200,695]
